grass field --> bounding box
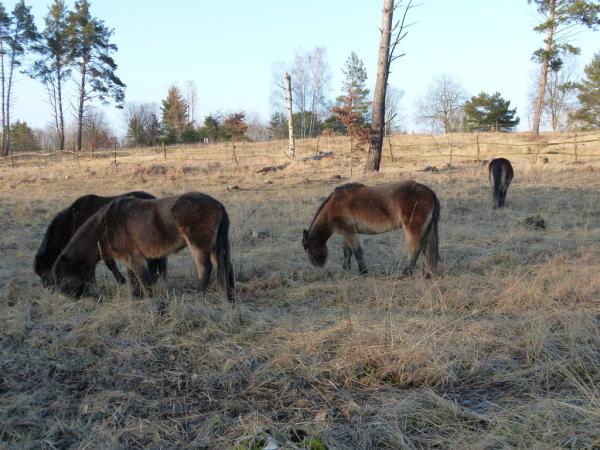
[2,132,600,449]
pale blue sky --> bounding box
[10,0,600,135]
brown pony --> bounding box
[34,191,167,287]
[488,158,514,208]
[53,192,235,301]
[302,181,440,276]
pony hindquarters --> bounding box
[171,193,235,302]
[489,158,514,208]
[400,185,441,277]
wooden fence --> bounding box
[1,132,600,170]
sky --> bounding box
[9,0,600,136]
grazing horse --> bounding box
[53,192,235,301]
[302,181,440,276]
[34,191,167,287]
[488,158,514,208]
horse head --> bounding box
[52,253,95,298]
[302,229,328,267]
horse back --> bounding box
[102,196,184,259]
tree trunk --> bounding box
[531,0,555,139]
[57,61,65,150]
[285,72,295,157]
[1,41,6,157]
[4,37,18,157]
[76,60,87,152]
[368,0,394,172]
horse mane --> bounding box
[308,183,365,231]
[334,182,365,193]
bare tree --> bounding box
[368,0,418,172]
[543,54,579,131]
[416,74,467,133]
[308,47,329,137]
[64,107,114,151]
[285,72,295,157]
[245,112,269,141]
[271,47,330,139]
[291,50,309,138]
[123,102,159,146]
[385,85,404,134]
[185,80,198,126]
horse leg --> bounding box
[344,234,367,274]
[125,257,152,298]
[499,186,507,207]
[188,243,213,292]
[342,241,353,271]
[402,231,422,277]
[148,257,168,280]
[104,258,126,284]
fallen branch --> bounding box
[301,150,334,162]
[256,162,290,174]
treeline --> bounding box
[5,1,600,155]
[0,0,124,156]
[415,50,600,135]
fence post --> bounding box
[9,147,14,167]
[113,142,117,165]
[163,141,166,160]
[476,134,480,162]
[573,132,578,162]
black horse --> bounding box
[488,158,514,208]
[34,192,167,287]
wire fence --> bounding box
[1,131,600,170]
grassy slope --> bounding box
[1,133,600,449]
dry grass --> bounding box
[2,132,600,449]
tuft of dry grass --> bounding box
[2,132,600,449]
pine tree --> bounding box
[161,85,188,144]
[147,112,161,146]
[337,52,371,125]
[0,0,38,156]
[10,120,39,152]
[464,91,520,131]
[223,112,248,148]
[529,0,600,138]
[573,52,600,129]
[202,115,221,143]
[67,0,125,152]
[30,0,71,150]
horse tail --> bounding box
[215,207,235,302]
[421,190,441,275]
[491,161,504,208]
